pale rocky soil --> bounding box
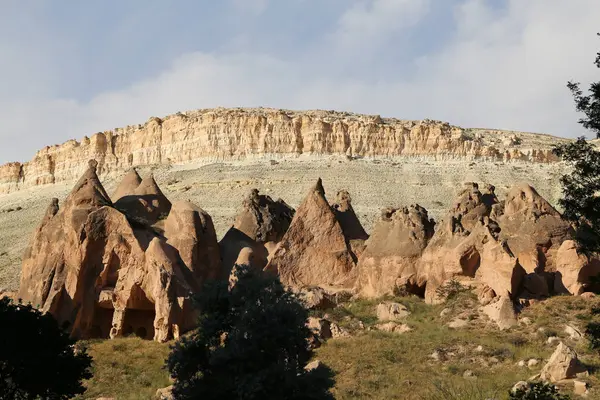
[0,154,569,291]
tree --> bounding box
[553,33,600,252]
[166,265,335,400]
[0,297,92,400]
[566,33,600,139]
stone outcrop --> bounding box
[17,160,221,342]
[495,184,573,273]
[481,295,518,330]
[540,343,587,382]
[415,183,526,303]
[265,179,358,288]
[356,205,434,298]
[219,189,295,276]
[0,108,567,195]
[554,240,600,295]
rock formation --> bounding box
[495,184,573,274]
[0,108,567,195]
[114,173,172,226]
[356,205,435,298]
[265,179,360,288]
[415,183,524,303]
[164,201,221,284]
[219,189,295,276]
[554,240,600,295]
[17,160,221,342]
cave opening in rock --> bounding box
[89,306,115,339]
[460,248,481,277]
[122,285,156,340]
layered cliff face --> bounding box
[0,108,568,194]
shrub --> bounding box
[166,265,335,400]
[509,382,570,400]
[0,297,92,399]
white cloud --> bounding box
[1,0,600,163]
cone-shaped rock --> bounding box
[112,168,142,201]
[356,205,434,298]
[495,183,573,273]
[219,189,295,277]
[165,201,221,284]
[18,162,197,343]
[265,178,357,288]
[114,174,172,225]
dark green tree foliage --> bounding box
[567,33,600,138]
[0,297,92,400]
[509,382,570,400]
[553,33,600,252]
[553,138,600,252]
[166,265,335,400]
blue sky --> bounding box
[1,0,599,163]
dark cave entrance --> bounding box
[89,306,115,339]
[122,285,156,340]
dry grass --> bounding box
[73,295,600,399]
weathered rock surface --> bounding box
[417,183,526,303]
[481,295,518,330]
[0,108,569,195]
[165,201,221,283]
[356,205,434,297]
[495,184,573,273]
[114,174,172,226]
[555,240,600,295]
[376,302,411,321]
[265,179,358,288]
[540,343,587,382]
[17,160,218,342]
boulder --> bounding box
[18,160,200,342]
[298,287,337,310]
[356,205,434,298]
[540,343,587,382]
[481,295,518,330]
[265,179,358,288]
[165,201,221,284]
[376,322,412,334]
[555,240,600,295]
[376,302,411,321]
[307,317,332,340]
[155,385,174,400]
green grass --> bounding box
[73,295,600,399]
[75,337,172,400]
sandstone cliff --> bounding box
[0,108,569,194]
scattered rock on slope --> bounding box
[540,343,587,382]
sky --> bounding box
[1,0,600,164]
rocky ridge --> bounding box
[0,107,575,195]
